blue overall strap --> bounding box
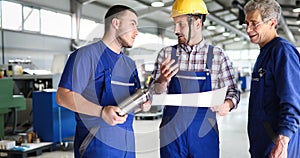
[133,69,140,89]
[206,45,214,70]
[171,45,178,63]
[100,53,112,93]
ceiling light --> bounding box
[233,35,241,41]
[233,37,241,41]
[151,1,164,7]
[222,28,230,36]
[207,21,217,30]
[207,25,216,31]
[293,8,300,13]
[222,32,230,36]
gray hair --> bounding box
[244,0,281,25]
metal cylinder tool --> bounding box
[118,89,152,116]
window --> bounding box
[134,32,162,48]
[23,6,40,32]
[247,50,259,60]
[227,50,241,60]
[41,9,71,38]
[76,18,99,40]
[2,1,22,30]
[1,1,101,40]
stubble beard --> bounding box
[118,36,132,48]
[178,36,187,44]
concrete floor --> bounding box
[29,92,251,158]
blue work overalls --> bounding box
[160,45,219,158]
[248,40,300,158]
[74,47,139,158]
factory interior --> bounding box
[0,0,300,158]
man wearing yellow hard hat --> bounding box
[150,0,240,157]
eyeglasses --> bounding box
[242,21,265,30]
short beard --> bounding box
[178,36,187,44]
[117,36,132,48]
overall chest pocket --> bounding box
[169,71,211,94]
[111,75,136,104]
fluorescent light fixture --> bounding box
[234,37,241,41]
[293,8,300,12]
[222,32,230,36]
[151,1,164,7]
[207,25,216,30]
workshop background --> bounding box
[0,0,300,158]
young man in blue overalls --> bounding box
[151,0,240,157]
[56,5,150,158]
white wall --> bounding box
[0,30,70,70]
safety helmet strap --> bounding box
[186,14,206,45]
[187,15,193,45]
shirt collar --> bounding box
[179,38,207,53]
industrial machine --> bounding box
[0,78,26,138]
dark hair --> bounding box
[104,5,137,31]
[192,14,206,23]
[105,5,137,20]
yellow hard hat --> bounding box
[170,0,209,18]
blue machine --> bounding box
[32,91,75,149]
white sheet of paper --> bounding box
[151,86,227,107]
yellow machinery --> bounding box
[0,78,26,138]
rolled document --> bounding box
[118,89,152,116]
[151,86,227,107]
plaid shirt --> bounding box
[151,39,240,108]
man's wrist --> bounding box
[153,82,167,94]
[277,135,290,145]
[225,99,234,111]
[154,78,164,84]
[99,106,105,118]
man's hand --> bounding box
[269,135,289,158]
[101,106,128,126]
[134,99,152,113]
[140,99,151,112]
[156,54,179,83]
[210,100,234,116]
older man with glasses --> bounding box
[243,0,300,158]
